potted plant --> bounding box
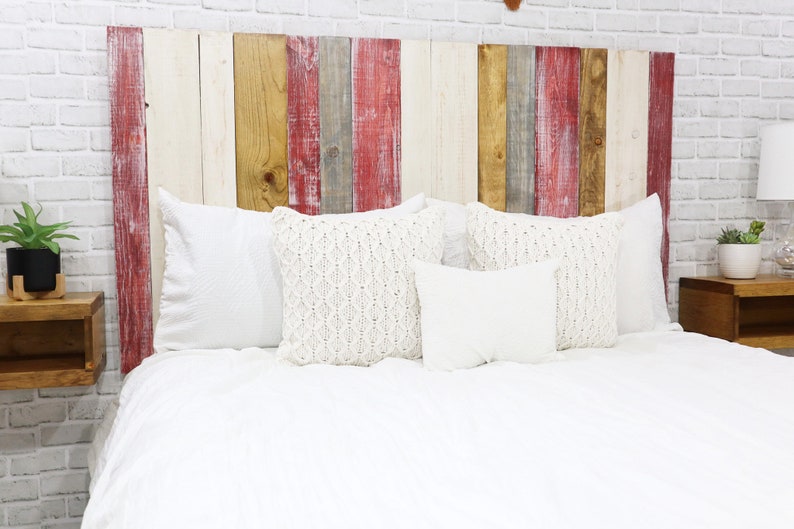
[716,220,766,279]
[0,202,78,292]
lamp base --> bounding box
[777,266,794,278]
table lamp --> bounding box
[757,121,794,277]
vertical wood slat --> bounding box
[319,37,353,214]
[648,51,675,288]
[142,29,203,333]
[107,26,152,374]
[287,35,321,215]
[477,44,508,211]
[234,33,289,212]
[505,45,535,215]
[351,38,402,211]
[604,49,650,212]
[400,40,433,201]
[534,46,580,217]
[431,41,478,204]
[199,31,237,208]
[578,47,608,217]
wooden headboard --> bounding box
[107,27,674,373]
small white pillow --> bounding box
[272,206,445,366]
[616,193,670,333]
[426,197,468,269]
[467,202,623,350]
[154,189,427,352]
[413,259,562,370]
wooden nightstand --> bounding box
[0,291,106,390]
[679,275,794,349]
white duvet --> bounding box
[83,330,794,529]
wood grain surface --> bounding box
[234,33,289,212]
[505,45,535,214]
[477,44,508,211]
[287,35,321,215]
[578,47,607,217]
[400,40,433,200]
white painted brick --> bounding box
[173,9,229,30]
[700,182,740,200]
[719,201,759,220]
[150,0,201,5]
[203,0,254,10]
[27,1,55,23]
[0,180,29,204]
[61,154,110,177]
[702,16,740,34]
[762,80,794,98]
[698,140,741,159]
[700,99,740,118]
[673,100,699,117]
[763,41,794,58]
[7,503,42,526]
[638,0,678,9]
[721,38,761,56]
[677,160,719,179]
[31,130,89,152]
[572,0,611,7]
[780,102,794,119]
[232,13,287,33]
[60,104,109,127]
[40,471,89,496]
[0,4,26,24]
[721,79,760,96]
[678,38,720,56]
[659,15,698,34]
[62,252,115,276]
[38,386,93,399]
[720,120,758,138]
[0,30,23,49]
[85,28,109,52]
[504,9,546,29]
[59,53,106,76]
[741,100,777,119]
[671,140,696,158]
[762,1,794,15]
[0,390,34,405]
[720,161,757,180]
[96,371,122,395]
[54,3,114,25]
[359,0,403,17]
[308,0,356,18]
[742,19,779,37]
[675,57,698,76]
[700,58,739,76]
[671,182,698,200]
[741,59,780,78]
[572,32,616,49]
[548,11,593,31]
[34,180,92,201]
[676,242,717,262]
[27,28,83,51]
[40,423,95,447]
[0,479,38,503]
[335,19,382,38]
[68,397,112,421]
[677,121,718,137]
[2,155,61,178]
[407,0,457,22]
[90,130,111,152]
[29,76,85,99]
[669,223,698,242]
[677,78,720,96]
[677,202,717,220]
[431,25,481,42]
[723,0,762,14]
[681,0,720,13]
[0,79,27,100]
[255,0,306,15]
[458,2,502,24]
[596,13,649,33]
[9,403,68,428]
[114,6,172,27]
[67,447,90,470]
[68,495,88,517]
[41,498,68,520]
[0,127,28,152]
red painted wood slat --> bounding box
[534,46,580,218]
[647,51,675,288]
[107,26,153,374]
[351,38,401,211]
[287,35,321,215]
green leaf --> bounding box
[41,239,60,254]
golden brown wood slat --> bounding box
[0,292,101,322]
[678,286,737,342]
[477,44,508,211]
[234,33,289,212]
[578,48,607,217]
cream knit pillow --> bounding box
[272,206,445,366]
[466,203,623,350]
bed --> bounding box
[82,27,794,528]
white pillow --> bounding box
[154,189,427,352]
[413,259,562,370]
[426,197,468,269]
[467,202,623,350]
[272,206,445,366]
[616,193,670,333]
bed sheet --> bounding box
[83,329,794,529]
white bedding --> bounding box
[83,329,794,529]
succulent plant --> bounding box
[716,220,765,245]
[0,202,78,254]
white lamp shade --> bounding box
[757,122,794,201]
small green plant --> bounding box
[716,220,765,245]
[0,202,78,254]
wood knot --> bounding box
[327,146,339,158]
[594,136,603,146]
[263,171,276,184]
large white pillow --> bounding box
[413,259,562,370]
[272,206,445,366]
[467,202,623,350]
[154,189,427,352]
[425,197,468,269]
[616,193,670,333]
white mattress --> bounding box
[83,329,794,529]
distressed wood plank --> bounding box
[477,44,508,211]
[351,38,401,211]
[107,26,152,374]
[143,28,203,336]
[431,41,478,203]
[648,51,675,288]
[505,44,535,215]
[400,39,433,200]
[199,31,237,208]
[234,33,289,212]
[287,35,321,215]
[605,49,650,212]
[534,46,580,217]
[578,47,608,217]
[319,37,353,214]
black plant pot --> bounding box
[6,247,61,292]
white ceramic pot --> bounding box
[718,244,763,279]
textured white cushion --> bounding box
[467,202,623,350]
[155,188,280,352]
[272,206,445,366]
[617,193,670,334]
[413,259,562,370]
[154,189,427,352]
[426,197,468,269]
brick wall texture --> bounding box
[1,0,794,526]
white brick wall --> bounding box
[1,1,793,526]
